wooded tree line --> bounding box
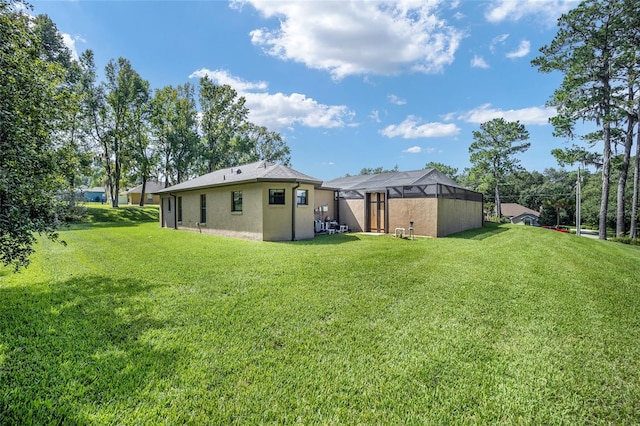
[0,0,290,269]
[450,0,639,241]
[17,3,291,207]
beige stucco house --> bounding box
[123,182,165,205]
[156,162,484,241]
[156,161,322,241]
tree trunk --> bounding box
[599,122,611,240]
[139,177,147,207]
[630,120,640,239]
[494,184,501,219]
[616,84,635,237]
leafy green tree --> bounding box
[126,77,155,205]
[538,168,576,226]
[34,16,93,208]
[151,84,200,186]
[359,165,399,175]
[424,162,458,179]
[222,123,292,167]
[198,78,249,173]
[0,1,70,269]
[85,57,148,207]
[468,118,530,217]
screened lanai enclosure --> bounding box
[320,168,483,238]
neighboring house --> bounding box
[81,186,107,203]
[122,182,165,205]
[500,203,540,226]
[320,168,483,238]
[155,161,322,241]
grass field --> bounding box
[1,205,639,424]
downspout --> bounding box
[170,192,177,230]
[291,182,300,241]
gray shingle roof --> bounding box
[324,168,464,191]
[500,203,540,218]
[123,182,166,194]
[155,161,322,194]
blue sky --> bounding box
[32,0,579,181]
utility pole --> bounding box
[576,166,581,236]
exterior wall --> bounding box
[436,198,483,237]
[314,189,336,223]
[339,198,365,232]
[160,196,175,229]
[262,182,315,241]
[511,214,539,226]
[388,198,438,237]
[160,181,316,241]
[84,191,106,203]
[128,192,160,205]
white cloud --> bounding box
[388,94,407,105]
[485,0,577,25]
[244,91,354,129]
[490,33,509,53]
[189,68,268,92]
[457,103,556,125]
[60,33,80,61]
[404,146,423,153]
[190,68,353,130]
[369,110,381,123]
[471,55,490,69]
[506,40,530,59]
[235,0,465,79]
[380,115,461,139]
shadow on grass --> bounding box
[447,222,510,240]
[0,275,179,424]
[290,233,361,245]
[82,206,159,224]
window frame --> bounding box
[269,188,286,205]
[296,189,308,205]
[177,196,182,222]
[200,194,207,223]
[232,191,243,212]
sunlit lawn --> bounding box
[1,206,639,424]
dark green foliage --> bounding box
[424,161,458,179]
[468,118,530,216]
[610,236,640,245]
[0,1,70,270]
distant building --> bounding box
[122,182,165,205]
[81,187,106,203]
[500,203,540,226]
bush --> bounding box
[610,236,640,246]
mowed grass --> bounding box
[1,206,640,424]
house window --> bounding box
[200,194,207,223]
[232,191,243,212]
[269,189,285,205]
[168,198,171,212]
[177,196,182,222]
[147,193,153,202]
[297,189,308,205]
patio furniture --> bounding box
[394,227,406,238]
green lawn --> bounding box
[1,206,639,424]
